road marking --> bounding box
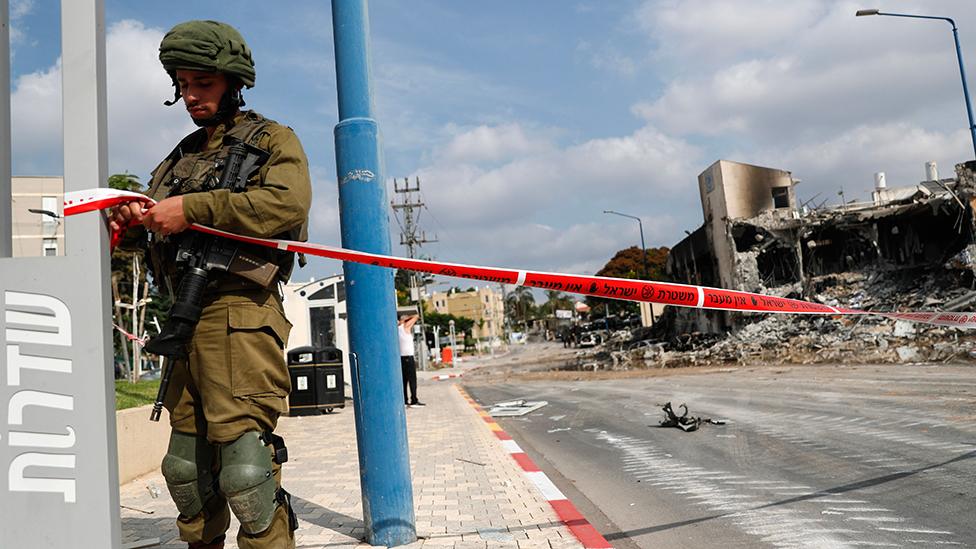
[877,527,953,534]
[826,507,891,512]
[818,499,868,504]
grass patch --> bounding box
[115,379,161,410]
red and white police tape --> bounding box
[64,188,976,329]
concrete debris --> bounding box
[488,400,548,416]
[578,161,976,369]
[892,320,915,338]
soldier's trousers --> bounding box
[162,289,295,549]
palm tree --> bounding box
[505,286,535,329]
[544,290,573,316]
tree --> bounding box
[595,246,669,281]
[586,246,670,317]
[424,310,474,341]
[542,290,573,317]
[505,286,535,329]
[106,172,171,382]
[108,172,141,192]
[394,269,412,305]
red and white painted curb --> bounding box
[432,373,462,381]
[456,386,613,549]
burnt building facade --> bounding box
[666,159,976,334]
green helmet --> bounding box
[159,20,255,88]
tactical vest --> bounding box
[146,111,303,295]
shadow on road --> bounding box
[605,449,976,541]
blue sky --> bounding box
[10,0,976,288]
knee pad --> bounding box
[219,431,277,535]
[160,431,217,518]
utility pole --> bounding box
[391,176,437,370]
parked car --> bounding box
[578,331,603,348]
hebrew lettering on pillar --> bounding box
[6,346,72,386]
[8,453,77,503]
[4,291,76,504]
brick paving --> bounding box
[119,373,582,549]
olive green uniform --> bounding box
[146,110,311,548]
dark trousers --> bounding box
[400,355,418,404]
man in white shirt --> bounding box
[397,314,424,407]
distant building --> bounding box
[11,176,64,257]
[427,286,505,341]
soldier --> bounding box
[110,20,311,549]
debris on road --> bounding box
[658,402,726,432]
[488,399,549,416]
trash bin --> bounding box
[286,346,345,416]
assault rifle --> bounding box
[146,138,271,421]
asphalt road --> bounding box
[464,362,976,549]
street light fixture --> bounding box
[603,209,654,323]
[603,209,648,280]
[856,8,976,159]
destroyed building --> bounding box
[665,159,976,337]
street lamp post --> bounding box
[603,210,649,279]
[603,209,653,323]
[857,8,976,159]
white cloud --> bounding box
[307,165,341,241]
[11,0,34,19]
[633,1,976,146]
[440,216,679,276]
[755,123,970,202]
[11,19,194,178]
[11,60,62,173]
[638,0,826,64]
[9,0,35,45]
[437,123,556,165]
[416,123,701,229]
[391,122,702,275]
[105,19,194,179]
[576,41,638,77]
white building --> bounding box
[281,275,350,392]
[11,176,65,257]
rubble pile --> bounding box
[635,267,976,367]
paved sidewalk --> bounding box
[119,377,584,549]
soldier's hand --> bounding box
[108,201,147,233]
[143,196,189,236]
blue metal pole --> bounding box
[331,1,416,546]
[950,23,976,160]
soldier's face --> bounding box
[176,69,229,121]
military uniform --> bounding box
[138,20,311,549]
